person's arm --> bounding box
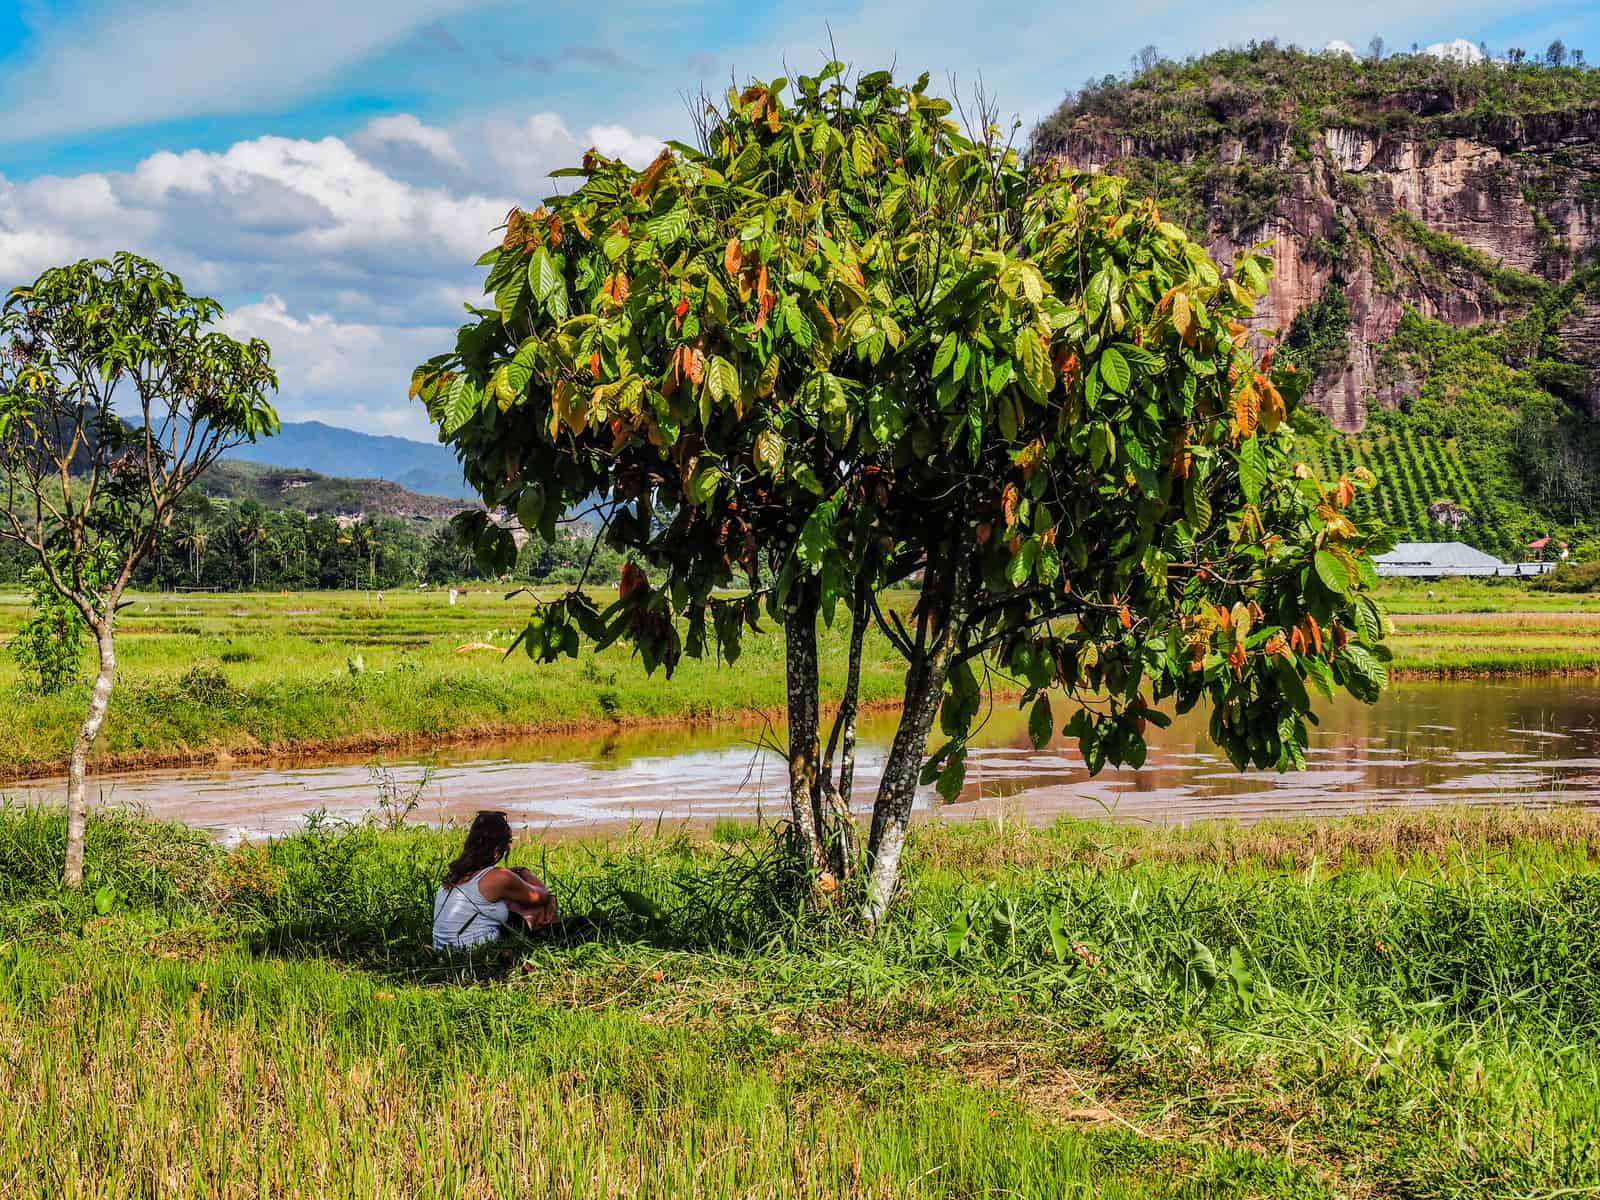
[478,867,552,909]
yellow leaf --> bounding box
[1259,378,1286,432]
[1172,291,1194,344]
[757,352,781,398]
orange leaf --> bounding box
[724,237,742,278]
[630,149,674,199]
[620,562,647,599]
[589,351,601,377]
[1118,606,1132,630]
[1336,475,1356,509]
[1233,380,1259,439]
[1001,483,1020,529]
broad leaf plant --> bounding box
[416,65,1391,922]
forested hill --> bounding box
[197,461,466,522]
[223,420,474,500]
[1031,42,1600,559]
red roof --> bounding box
[1528,537,1550,549]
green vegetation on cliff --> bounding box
[1034,41,1600,170]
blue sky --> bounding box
[2,0,1596,441]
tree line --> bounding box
[0,497,625,592]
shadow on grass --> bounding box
[0,803,820,986]
[233,819,819,984]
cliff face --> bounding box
[1042,110,1600,430]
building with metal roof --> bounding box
[1372,542,1555,578]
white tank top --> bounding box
[432,869,509,949]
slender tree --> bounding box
[0,254,277,884]
[417,65,1391,922]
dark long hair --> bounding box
[443,811,512,887]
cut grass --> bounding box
[3,805,1600,1196]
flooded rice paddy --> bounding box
[9,678,1600,842]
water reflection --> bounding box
[9,678,1600,842]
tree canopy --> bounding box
[416,63,1391,919]
[0,253,279,883]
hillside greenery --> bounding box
[1034,41,1600,168]
[1033,45,1600,561]
[1314,278,1600,559]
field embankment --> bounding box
[3,805,1599,1196]
[1,581,1598,777]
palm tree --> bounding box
[175,527,210,585]
[237,513,270,588]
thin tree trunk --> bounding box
[862,550,970,927]
[820,580,868,879]
[784,584,827,871]
[64,624,117,887]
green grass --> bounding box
[0,588,914,776]
[5,804,1600,1196]
[3,584,1600,777]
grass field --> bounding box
[1,580,1598,777]
[4,803,1600,1197]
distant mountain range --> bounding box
[225,420,476,500]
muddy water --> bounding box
[9,679,1600,842]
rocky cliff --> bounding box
[1032,48,1600,431]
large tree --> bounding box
[416,65,1390,922]
[0,254,278,885]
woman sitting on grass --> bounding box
[432,811,557,950]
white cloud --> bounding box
[353,114,469,174]
[0,111,659,436]
[219,296,450,439]
[589,124,667,166]
[1323,40,1358,58]
[0,0,481,141]
[480,113,664,198]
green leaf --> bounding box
[1047,909,1070,964]
[1006,538,1039,587]
[687,463,722,504]
[646,205,690,245]
[1314,549,1352,597]
[1354,595,1383,645]
[1272,656,1309,712]
[1304,655,1335,700]
[945,908,969,958]
[93,885,116,915]
[935,752,966,804]
[1338,643,1389,701]
[528,247,563,303]
[1237,437,1267,504]
[1014,328,1051,401]
[1099,345,1130,393]
[754,429,784,474]
[932,334,958,379]
[1184,477,1212,531]
[1028,694,1054,749]
[1185,935,1219,991]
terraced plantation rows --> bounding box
[1314,430,1506,555]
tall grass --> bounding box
[4,805,1600,1193]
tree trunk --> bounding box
[64,624,117,887]
[783,584,827,871]
[862,549,970,927]
[820,582,868,880]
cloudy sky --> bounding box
[2,1,1595,441]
